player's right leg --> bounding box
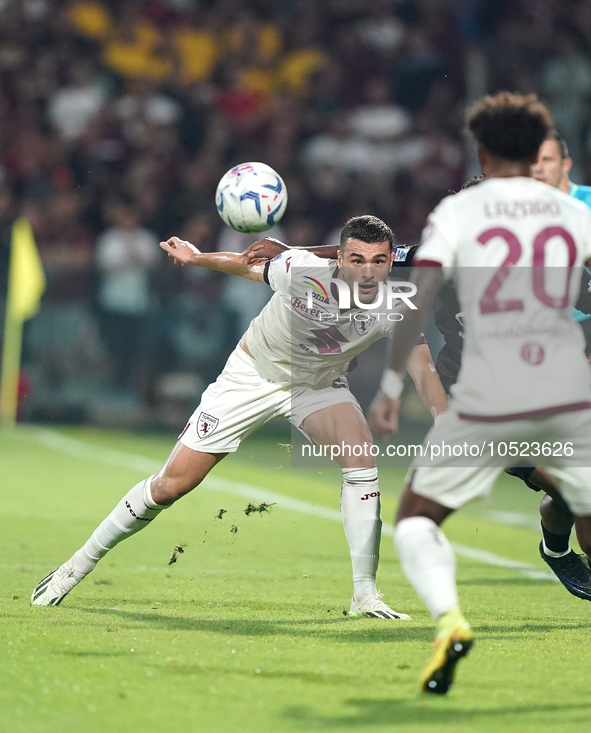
[31,444,223,606]
[299,400,410,620]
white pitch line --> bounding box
[19,426,556,582]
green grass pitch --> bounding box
[1,424,590,733]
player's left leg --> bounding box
[31,445,225,607]
[395,480,474,694]
[300,401,409,620]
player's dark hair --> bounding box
[461,174,485,190]
[339,215,394,252]
[466,92,553,163]
[546,128,570,159]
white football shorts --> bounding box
[179,345,360,454]
[408,406,591,516]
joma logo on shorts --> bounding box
[361,491,380,500]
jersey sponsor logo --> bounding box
[291,296,330,321]
[270,253,284,263]
[353,314,376,335]
[302,276,329,304]
[393,246,410,262]
[197,412,219,439]
[521,342,545,365]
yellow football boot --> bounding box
[420,607,474,694]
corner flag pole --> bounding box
[0,218,45,427]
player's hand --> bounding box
[160,237,201,266]
[243,237,287,265]
[367,391,400,439]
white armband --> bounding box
[380,368,405,400]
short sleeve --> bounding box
[414,197,458,278]
[265,251,294,295]
[265,248,332,295]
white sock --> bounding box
[341,467,381,599]
[71,477,168,575]
[395,515,459,620]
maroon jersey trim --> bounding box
[414,259,443,268]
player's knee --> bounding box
[540,492,572,521]
[150,474,196,505]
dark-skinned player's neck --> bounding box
[477,148,532,179]
[482,161,531,178]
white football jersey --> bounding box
[417,176,591,419]
[245,249,410,386]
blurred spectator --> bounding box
[218,222,285,338]
[0,186,15,302]
[101,3,171,82]
[48,60,108,142]
[95,200,159,390]
[348,77,411,141]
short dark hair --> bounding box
[466,92,554,163]
[461,174,485,190]
[546,128,570,159]
[339,215,394,252]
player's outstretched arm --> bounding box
[244,240,338,264]
[160,236,265,282]
[405,343,448,419]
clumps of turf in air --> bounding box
[230,525,239,535]
[216,508,228,520]
[168,542,189,565]
[244,502,277,516]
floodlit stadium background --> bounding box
[1,0,589,428]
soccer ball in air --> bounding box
[215,162,288,233]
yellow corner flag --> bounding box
[1,217,46,426]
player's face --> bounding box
[531,140,568,188]
[338,238,392,304]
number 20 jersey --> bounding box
[244,249,403,386]
[416,176,591,421]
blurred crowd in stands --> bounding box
[1,0,591,426]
